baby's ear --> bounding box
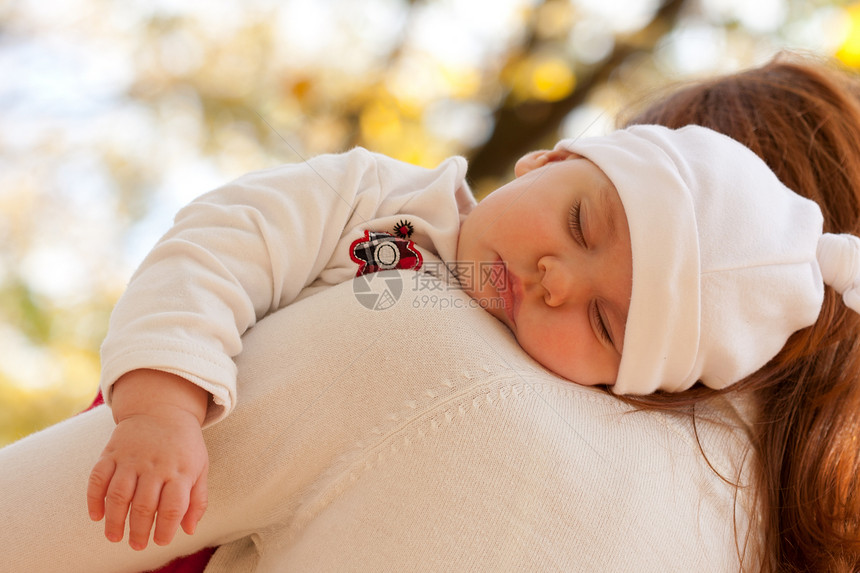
[514,148,577,177]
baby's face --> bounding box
[456,150,632,386]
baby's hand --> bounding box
[87,370,210,550]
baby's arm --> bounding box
[92,149,470,549]
[90,153,375,550]
[87,369,209,550]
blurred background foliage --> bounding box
[2,0,859,445]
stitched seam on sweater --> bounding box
[279,375,755,551]
[282,374,623,541]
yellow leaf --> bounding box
[530,57,576,102]
[837,4,860,68]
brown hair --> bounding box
[624,55,860,572]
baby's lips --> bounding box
[486,259,508,292]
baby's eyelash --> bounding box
[568,200,585,246]
[591,302,612,346]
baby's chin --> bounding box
[479,294,513,330]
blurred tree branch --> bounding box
[466,0,686,183]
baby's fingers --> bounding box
[127,476,164,550]
[152,480,190,547]
[181,475,208,536]
[102,467,138,543]
[86,457,116,522]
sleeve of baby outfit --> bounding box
[98,148,470,425]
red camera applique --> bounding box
[349,227,423,277]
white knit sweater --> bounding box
[0,275,758,571]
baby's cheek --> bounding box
[518,324,617,386]
[516,328,564,373]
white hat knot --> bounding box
[817,233,860,313]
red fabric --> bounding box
[143,547,216,573]
[84,391,217,573]
[84,390,104,411]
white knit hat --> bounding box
[557,124,860,395]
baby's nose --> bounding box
[538,256,579,307]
